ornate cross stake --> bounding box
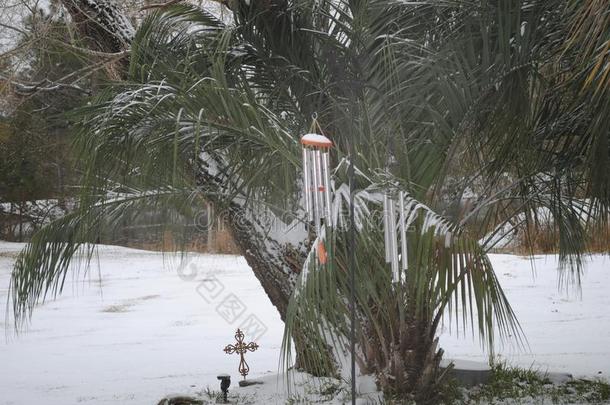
[223,329,259,379]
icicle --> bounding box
[399,192,408,275]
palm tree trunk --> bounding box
[362,304,447,404]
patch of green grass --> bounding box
[201,386,219,400]
[196,386,255,404]
[285,393,308,404]
[549,378,610,404]
[470,362,550,403]
[438,376,466,405]
[439,362,610,405]
[318,380,343,401]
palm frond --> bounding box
[10,186,198,326]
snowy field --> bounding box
[0,242,608,404]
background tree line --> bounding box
[0,1,231,247]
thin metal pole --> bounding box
[348,139,356,405]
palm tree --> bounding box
[9,0,609,402]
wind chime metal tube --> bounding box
[315,150,325,219]
[388,197,400,282]
[311,150,321,233]
[398,192,408,273]
[302,147,313,222]
[383,194,392,263]
[322,152,333,222]
[300,133,333,236]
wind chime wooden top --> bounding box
[300,133,333,148]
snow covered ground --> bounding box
[440,254,610,378]
[0,242,608,404]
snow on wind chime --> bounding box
[383,191,408,283]
[301,133,333,265]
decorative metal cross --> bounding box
[223,328,259,379]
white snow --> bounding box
[1,242,609,404]
[439,254,610,378]
[0,243,284,405]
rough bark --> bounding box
[60,0,134,78]
[225,206,301,318]
[359,295,448,404]
[60,0,134,52]
[195,155,307,314]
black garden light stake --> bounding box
[216,374,230,403]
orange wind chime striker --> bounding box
[301,133,333,265]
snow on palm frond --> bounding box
[285,170,522,377]
[294,180,459,296]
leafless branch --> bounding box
[0,39,38,62]
[0,21,28,36]
[0,73,92,95]
[49,38,131,58]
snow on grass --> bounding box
[0,242,609,404]
[440,254,610,379]
[0,242,284,405]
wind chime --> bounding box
[383,191,409,283]
[301,133,333,264]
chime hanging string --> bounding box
[309,113,324,134]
